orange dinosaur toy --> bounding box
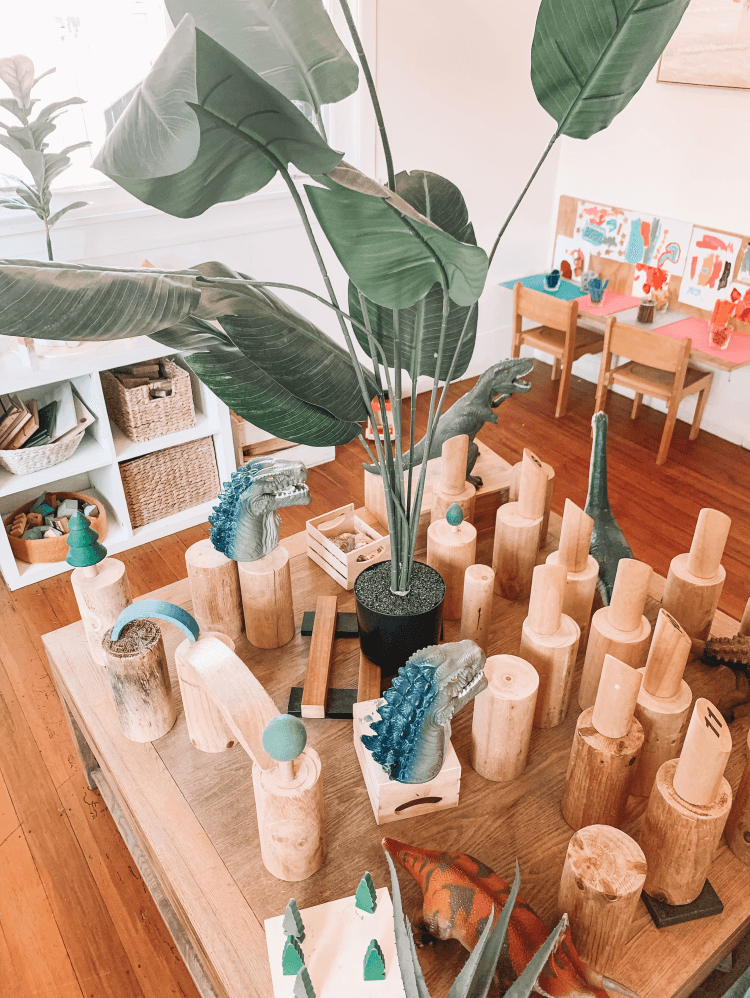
[384,837,636,998]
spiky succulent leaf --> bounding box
[503,916,567,998]
[385,854,431,998]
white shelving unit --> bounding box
[0,337,334,591]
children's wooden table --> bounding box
[43,469,750,998]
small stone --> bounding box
[57,500,79,519]
[363,939,386,981]
[282,898,305,942]
[22,527,45,540]
[282,935,305,976]
[44,513,56,526]
[355,872,377,914]
[43,528,62,538]
[84,504,99,517]
[446,503,463,527]
[293,966,315,998]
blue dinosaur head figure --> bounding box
[209,457,310,563]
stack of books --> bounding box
[0,383,95,452]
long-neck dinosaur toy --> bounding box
[383,837,638,998]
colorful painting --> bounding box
[678,227,740,310]
[737,242,750,285]
[552,233,587,282]
[574,201,631,261]
[658,0,750,90]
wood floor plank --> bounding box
[0,766,18,844]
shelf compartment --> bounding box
[0,431,111,499]
[112,409,220,462]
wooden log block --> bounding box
[459,564,495,652]
[558,826,647,983]
[662,508,731,641]
[300,595,338,719]
[427,517,477,620]
[185,539,243,641]
[102,620,176,742]
[591,654,643,740]
[726,728,750,866]
[673,697,732,806]
[578,559,652,710]
[357,650,381,704]
[510,456,554,544]
[174,632,238,753]
[519,563,580,729]
[239,546,295,649]
[431,435,477,524]
[470,654,538,782]
[492,503,542,601]
[71,557,132,665]
[546,499,598,648]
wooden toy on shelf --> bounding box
[562,654,643,831]
[662,508,731,640]
[639,698,732,909]
[300,595,338,718]
[430,434,476,524]
[632,609,692,798]
[545,499,598,646]
[459,563,495,652]
[470,654,538,782]
[509,455,554,544]
[519,562,580,728]
[67,511,132,666]
[578,558,652,710]
[726,727,750,866]
[185,538,243,641]
[558,826,647,988]
[493,448,547,600]
[427,503,477,620]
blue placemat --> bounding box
[500,273,582,300]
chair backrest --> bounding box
[514,283,579,330]
[607,322,691,373]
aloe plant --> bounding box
[0,0,690,596]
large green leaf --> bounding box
[306,166,488,309]
[93,15,342,218]
[165,0,358,117]
[532,0,690,139]
[348,169,478,378]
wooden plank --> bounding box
[0,766,18,843]
[357,651,381,703]
[300,594,338,718]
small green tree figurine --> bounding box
[65,512,107,571]
[281,935,305,976]
[282,898,305,943]
[355,872,377,914]
[363,939,386,981]
[293,966,315,998]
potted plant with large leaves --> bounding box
[0,0,690,675]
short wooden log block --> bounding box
[662,508,731,641]
[174,632,237,753]
[427,518,477,621]
[459,563,495,652]
[239,546,295,649]
[470,654,538,782]
[72,557,132,665]
[102,619,176,742]
[185,539,243,641]
[493,449,547,601]
[545,499,598,648]
[726,728,750,866]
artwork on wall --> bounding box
[677,227,740,310]
[574,201,631,260]
[737,242,750,285]
[552,233,587,281]
[657,0,750,90]
[629,216,693,296]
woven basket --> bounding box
[0,429,85,476]
[119,436,220,529]
[102,357,195,443]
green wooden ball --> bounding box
[446,503,463,527]
[263,714,307,762]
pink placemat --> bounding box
[576,291,641,315]
[651,316,750,363]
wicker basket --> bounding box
[102,357,195,443]
[119,436,220,529]
[0,429,85,476]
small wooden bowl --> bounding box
[3,491,108,564]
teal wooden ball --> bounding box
[262,714,307,761]
[446,503,463,527]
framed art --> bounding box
[658,0,750,89]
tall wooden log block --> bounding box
[71,557,132,665]
[175,632,237,752]
[546,499,598,648]
[509,456,554,544]
[493,449,546,601]
[186,539,243,641]
[460,564,495,652]
[239,546,295,649]
[427,517,477,621]
[662,508,731,641]
[470,654,538,782]
[102,619,176,742]
[726,728,750,866]
[431,435,476,524]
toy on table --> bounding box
[509,454,554,544]
[585,412,634,606]
[355,872,377,913]
[519,563,580,728]
[426,502,477,621]
[726,726,750,866]
[639,698,732,916]
[459,563,494,652]
[363,940,385,981]
[544,268,561,291]
[208,457,310,649]
[67,511,133,667]
[470,653,538,782]
[429,434,476,525]
[632,608,692,798]
[691,599,750,721]
[578,557,652,710]
[492,448,547,600]
[383,837,634,998]
[587,278,609,305]
[662,507,731,641]
[546,498,598,648]
[558,826,647,988]
[562,654,643,831]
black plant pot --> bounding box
[354,560,445,680]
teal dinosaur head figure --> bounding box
[209,457,310,563]
[362,639,487,784]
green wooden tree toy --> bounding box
[65,512,107,575]
[282,898,305,942]
[363,938,386,981]
[282,934,305,976]
[293,966,316,998]
[355,871,377,913]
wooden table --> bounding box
[43,509,750,998]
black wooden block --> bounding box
[300,610,359,638]
[287,686,358,720]
[641,880,723,928]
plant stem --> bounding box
[405,297,424,533]
[357,432,378,467]
[391,308,409,593]
[337,0,395,190]
[488,130,559,266]
[44,218,53,261]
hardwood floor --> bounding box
[0,360,747,996]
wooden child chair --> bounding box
[594,321,713,465]
[511,282,605,417]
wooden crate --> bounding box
[306,503,390,590]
